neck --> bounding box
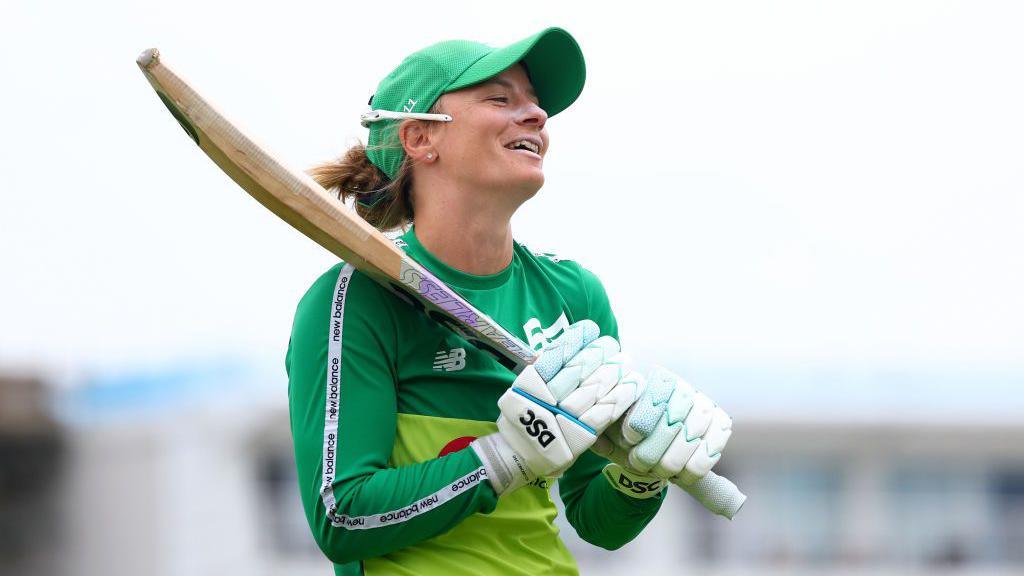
[412,179,528,276]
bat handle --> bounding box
[672,470,746,520]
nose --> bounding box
[517,100,547,130]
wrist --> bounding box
[470,433,536,496]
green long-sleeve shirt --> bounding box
[286,228,663,575]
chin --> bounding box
[481,162,545,201]
[516,171,544,197]
[516,162,545,186]
[494,173,543,204]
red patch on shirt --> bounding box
[438,436,477,457]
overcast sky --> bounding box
[2,0,1022,383]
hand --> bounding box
[472,320,645,495]
[593,367,732,486]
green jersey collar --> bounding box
[401,227,517,291]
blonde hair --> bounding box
[307,136,414,232]
[307,101,448,232]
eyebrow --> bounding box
[480,77,538,101]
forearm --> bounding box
[560,451,664,550]
[308,447,498,564]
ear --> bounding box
[398,120,436,163]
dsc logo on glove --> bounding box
[518,410,555,448]
[616,473,665,495]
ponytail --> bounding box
[307,141,415,232]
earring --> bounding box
[426,153,434,160]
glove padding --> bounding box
[593,367,732,485]
[472,320,645,495]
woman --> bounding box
[287,27,730,575]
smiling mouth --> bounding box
[505,140,541,155]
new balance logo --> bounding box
[433,347,466,372]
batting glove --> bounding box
[593,366,732,486]
[472,320,645,496]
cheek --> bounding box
[440,111,509,163]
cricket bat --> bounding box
[136,48,745,519]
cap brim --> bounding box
[446,27,586,117]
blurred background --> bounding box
[2,1,1022,574]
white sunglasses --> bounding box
[360,109,453,129]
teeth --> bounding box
[508,140,539,154]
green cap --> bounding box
[365,27,586,179]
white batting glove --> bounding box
[593,367,732,486]
[472,320,645,495]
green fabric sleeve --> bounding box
[287,264,499,567]
[578,266,620,343]
[559,452,666,550]
[557,265,664,550]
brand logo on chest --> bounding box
[523,312,570,352]
[433,347,467,372]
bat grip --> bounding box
[673,470,746,520]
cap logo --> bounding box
[402,98,417,113]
